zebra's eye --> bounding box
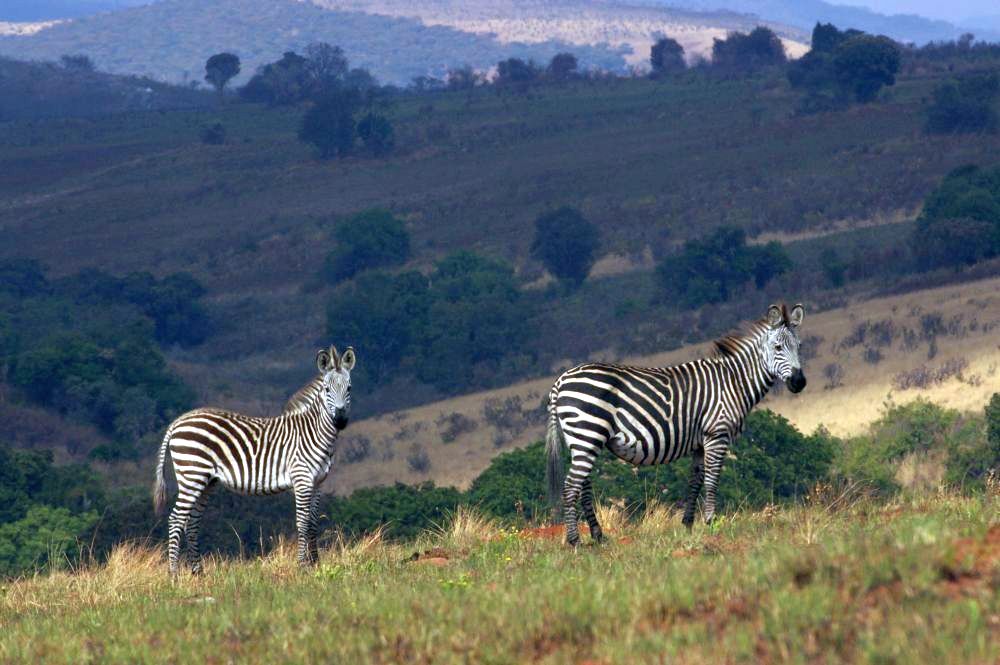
[774,344,782,351]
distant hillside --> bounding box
[315,0,810,67]
[640,0,1000,43]
[0,1,147,22]
[0,0,629,85]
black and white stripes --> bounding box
[546,304,807,546]
[153,345,356,575]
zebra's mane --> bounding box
[711,318,770,359]
[283,376,323,414]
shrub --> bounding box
[833,34,900,103]
[357,112,395,156]
[925,72,999,135]
[711,27,786,73]
[436,412,477,444]
[406,443,431,473]
[650,37,685,76]
[340,435,372,464]
[299,87,363,158]
[323,209,411,283]
[324,482,462,539]
[0,505,98,577]
[200,123,226,145]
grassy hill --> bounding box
[326,274,1000,494]
[1,493,997,663]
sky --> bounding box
[837,0,1000,23]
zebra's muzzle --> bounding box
[786,370,807,393]
[333,410,350,430]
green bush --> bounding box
[530,207,600,287]
[925,72,999,135]
[0,505,98,577]
[323,209,411,283]
[324,482,463,540]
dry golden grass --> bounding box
[328,275,1000,494]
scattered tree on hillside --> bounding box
[323,209,411,282]
[656,226,791,307]
[447,65,482,90]
[711,27,786,74]
[299,87,363,158]
[531,207,600,287]
[650,37,685,76]
[547,53,578,81]
[204,52,241,99]
[925,72,999,135]
[357,112,395,156]
[241,51,310,105]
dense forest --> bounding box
[1,22,1000,577]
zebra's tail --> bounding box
[545,386,566,519]
[153,425,173,516]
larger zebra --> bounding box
[546,303,807,546]
[153,345,355,575]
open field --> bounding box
[1,494,997,663]
[329,274,1000,493]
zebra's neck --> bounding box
[279,390,339,446]
[718,327,775,413]
[283,376,324,415]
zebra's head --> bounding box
[763,303,807,393]
[316,345,355,430]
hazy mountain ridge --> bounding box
[0,0,630,85]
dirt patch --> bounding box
[404,547,457,566]
[936,525,1000,598]
[519,524,590,540]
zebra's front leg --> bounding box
[307,491,321,564]
[293,483,318,567]
[682,449,705,529]
[580,477,603,544]
[701,439,730,525]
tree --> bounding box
[833,34,900,103]
[204,52,240,98]
[712,27,786,73]
[530,207,600,286]
[547,53,578,81]
[357,112,395,156]
[299,87,362,158]
[0,505,97,577]
[323,209,411,282]
[447,65,482,90]
[925,72,999,135]
[326,271,430,385]
[496,58,538,91]
[304,42,349,96]
[240,51,310,105]
[650,37,685,76]
[656,226,792,307]
[912,164,1000,269]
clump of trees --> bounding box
[925,72,999,135]
[711,27,787,74]
[0,261,205,458]
[326,251,531,393]
[911,164,1000,269]
[323,209,411,283]
[656,226,792,307]
[531,207,600,288]
[789,23,901,113]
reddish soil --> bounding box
[936,524,1000,598]
[519,525,589,540]
[405,547,455,566]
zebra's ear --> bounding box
[766,304,783,328]
[341,347,356,371]
[316,349,333,373]
[788,304,805,328]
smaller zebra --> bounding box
[153,345,355,575]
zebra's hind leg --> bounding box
[293,482,318,567]
[185,480,216,575]
[682,449,705,529]
[580,477,604,544]
[167,473,209,577]
[562,436,600,547]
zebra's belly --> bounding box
[218,471,293,496]
[609,414,699,466]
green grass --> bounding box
[2,494,997,663]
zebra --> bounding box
[545,303,806,546]
[153,345,355,575]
